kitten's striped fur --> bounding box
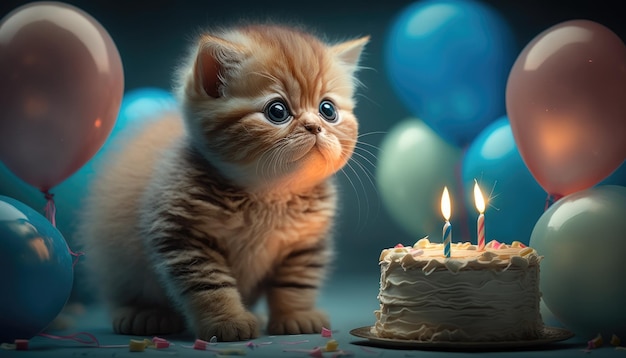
[77,24,368,341]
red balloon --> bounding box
[0,2,124,192]
[506,20,626,197]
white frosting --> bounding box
[372,239,544,342]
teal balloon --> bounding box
[530,185,626,339]
[462,116,545,245]
[377,119,464,242]
[0,195,73,343]
[601,161,626,187]
[0,87,179,241]
[385,0,516,147]
[108,87,179,139]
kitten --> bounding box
[77,24,368,342]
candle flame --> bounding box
[441,186,451,221]
[473,180,485,214]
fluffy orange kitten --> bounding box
[77,24,368,341]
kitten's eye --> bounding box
[319,100,338,122]
[264,100,292,124]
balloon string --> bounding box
[38,332,100,346]
[70,250,85,269]
[37,332,127,348]
[544,193,564,211]
[43,190,57,227]
[42,190,84,268]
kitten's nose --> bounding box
[304,123,322,134]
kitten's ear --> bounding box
[331,36,370,74]
[194,34,245,98]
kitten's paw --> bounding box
[112,306,185,336]
[267,310,330,335]
[197,311,259,342]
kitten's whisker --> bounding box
[343,133,384,147]
[342,138,381,152]
[342,140,381,165]
[357,65,377,73]
[278,144,291,178]
[255,145,266,179]
[347,153,381,221]
[354,79,365,89]
[343,146,376,177]
[344,160,368,229]
[353,146,379,165]
[355,93,380,108]
[345,144,378,179]
[256,143,275,185]
[258,138,288,185]
[356,131,388,139]
[350,151,378,179]
[269,145,283,180]
[256,151,271,185]
[351,64,376,89]
[339,166,362,229]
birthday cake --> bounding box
[372,238,544,342]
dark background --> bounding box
[1,0,624,299]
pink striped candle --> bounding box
[473,180,486,251]
[477,213,485,251]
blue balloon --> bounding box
[0,87,179,241]
[108,87,179,140]
[461,116,545,245]
[600,161,626,187]
[0,195,73,343]
[386,0,516,147]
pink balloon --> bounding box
[0,2,124,192]
[506,20,626,197]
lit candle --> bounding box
[473,180,486,251]
[441,186,452,258]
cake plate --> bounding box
[350,326,574,351]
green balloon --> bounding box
[530,185,626,339]
[376,119,463,242]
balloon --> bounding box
[385,0,516,147]
[603,161,626,187]
[530,185,626,339]
[0,1,124,192]
[377,118,465,241]
[0,195,73,343]
[461,116,545,245]
[506,20,626,197]
[0,87,177,304]
[0,87,179,244]
[110,87,180,139]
